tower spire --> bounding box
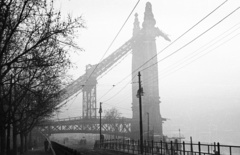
[133,13,140,36]
[142,2,156,29]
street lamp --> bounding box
[99,102,102,146]
[146,112,149,142]
[137,72,144,154]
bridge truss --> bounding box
[37,117,132,137]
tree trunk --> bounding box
[6,122,11,155]
[20,133,24,154]
[24,133,28,152]
[28,131,32,150]
[0,127,6,155]
[12,122,18,155]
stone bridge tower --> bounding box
[131,2,169,139]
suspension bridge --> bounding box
[36,2,170,139]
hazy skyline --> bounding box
[54,0,240,145]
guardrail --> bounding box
[94,139,240,155]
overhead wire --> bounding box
[62,0,227,110]
[98,0,230,104]
[103,102,132,111]
[147,31,240,84]
[146,22,240,83]
[102,74,137,103]
[97,51,132,80]
[58,0,140,110]
[140,6,240,73]
[97,85,116,101]
[159,33,240,81]
[83,0,140,87]
[114,0,229,86]
[59,1,233,116]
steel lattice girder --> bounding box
[37,117,132,136]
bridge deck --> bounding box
[37,117,133,136]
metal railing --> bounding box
[94,139,240,155]
[51,141,81,155]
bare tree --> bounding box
[104,108,122,139]
[0,0,85,154]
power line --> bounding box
[99,4,238,105]
[61,0,140,110]
[140,7,240,72]
[103,102,132,111]
[59,1,230,112]
[97,85,116,101]
[84,0,140,87]
[146,22,240,83]
[114,0,229,86]
[147,31,240,84]
[159,33,240,81]
[102,74,137,103]
[97,51,132,80]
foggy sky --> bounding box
[55,0,240,145]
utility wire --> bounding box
[62,0,140,110]
[159,33,240,80]
[146,22,240,83]
[60,0,226,109]
[115,0,228,86]
[84,0,140,86]
[141,7,240,72]
[100,3,237,105]
[102,74,137,103]
[60,0,228,112]
[147,30,240,83]
[103,102,132,111]
[97,85,116,101]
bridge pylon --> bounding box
[131,2,169,139]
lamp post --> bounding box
[137,72,143,154]
[147,112,149,142]
[99,102,102,145]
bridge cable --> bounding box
[114,0,229,86]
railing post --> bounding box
[138,140,140,154]
[171,141,173,155]
[230,146,232,155]
[214,142,216,153]
[198,142,201,155]
[161,140,163,155]
[175,139,179,154]
[183,141,185,155]
[217,142,220,155]
[142,140,147,155]
[152,140,154,155]
[208,145,210,154]
[190,139,193,154]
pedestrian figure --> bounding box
[44,139,49,152]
